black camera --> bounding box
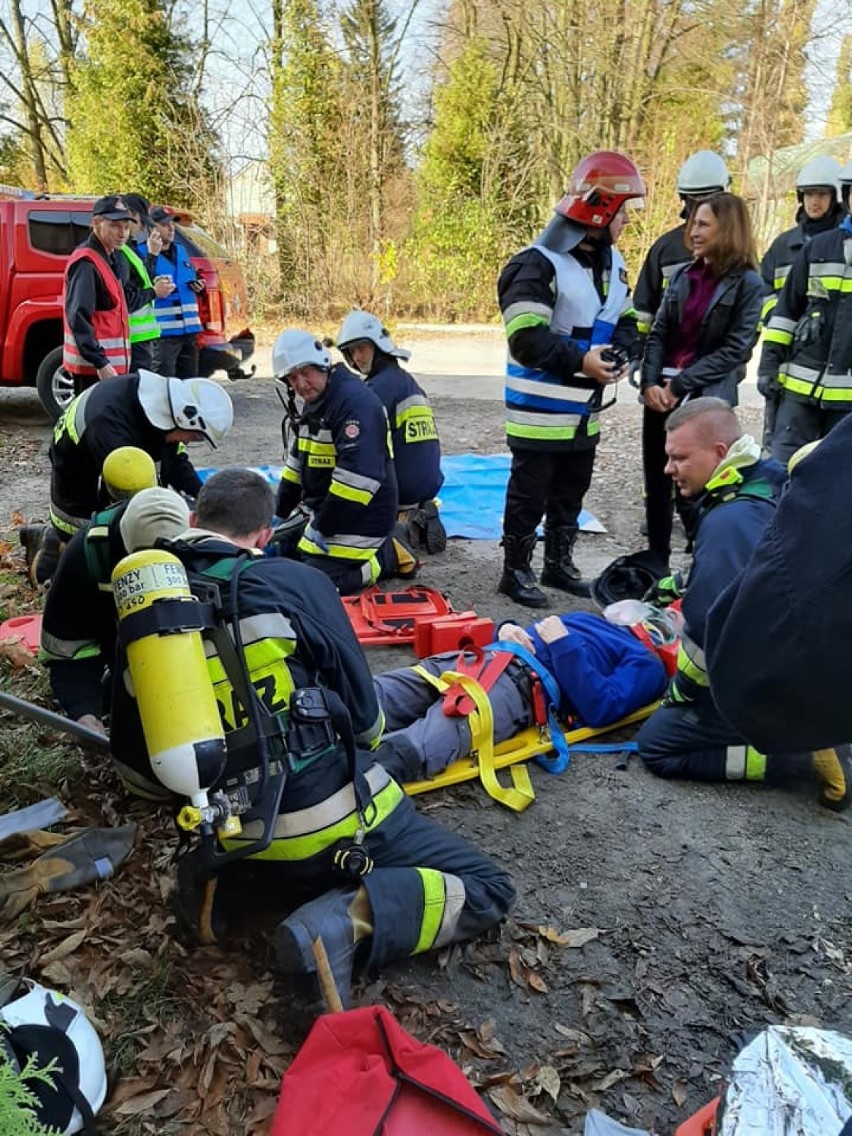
[600,346,630,369]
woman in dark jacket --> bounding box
[640,192,763,564]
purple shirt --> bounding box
[666,259,718,371]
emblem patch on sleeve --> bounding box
[343,420,361,439]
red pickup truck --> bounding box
[0,187,254,419]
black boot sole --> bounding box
[540,572,592,598]
[497,580,549,608]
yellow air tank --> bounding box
[112,549,227,806]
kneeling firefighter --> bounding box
[112,467,514,1011]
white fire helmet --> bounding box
[336,310,411,362]
[0,982,107,1134]
[271,330,331,381]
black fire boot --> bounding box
[498,534,548,608]
[275,886,372,1012]
[540,526,591,597]
[18,524,46,587]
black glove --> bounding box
[757,371,780,398]
[793,302,828,349]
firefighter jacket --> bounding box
[706,413,852,752]
[674,447,785,705]
[142,237,203,339]
[759,219,852,408]
[118,244,160,345]
[62,236,131,376]
[758,204,843,322]
[49,373,202,533]
[40,502,128,719]
[364,352,443,509]
[640,261,764,406]
[110,536,395,856]
[499,240,637,453]
[276,365,399,569]
[633,224,691,340]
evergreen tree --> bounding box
[268,0,347,311]
[826,35,852,138]
[339,0,409,297]
[66,0,219,204]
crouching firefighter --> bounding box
[111,467,515,1011]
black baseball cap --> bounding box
[149,205,174,224]
[92,195,132,221]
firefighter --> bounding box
[336,310,446,554]
[112,468,515,1011]
[758,161,852,466]
[372,612,669,784]
[273,329,418,595]
[757,155,843,446]
[62,195,134,385]
[40,487,191,751]
[635,398,852,811]
[498,151,643,607]
[38,371,232,584]
[706,418,852,753]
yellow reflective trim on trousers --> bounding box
[505,312,550,338]
[746,747,766,780]
[636,320,652,335]
[413,868,447,953]
[282,467,301,484]
[221,777,405,861]
[506,419,600,440]
[299,536,379,561]
[763,327,793,345]
[329,480,372,506]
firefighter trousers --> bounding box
[636,698,804,784]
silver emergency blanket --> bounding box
[584,1027,852,1136]
[717,1026,852,1135]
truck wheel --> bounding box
[36,347,76,421]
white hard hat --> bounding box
[272,330,330,380]
[796,155,842,193]
[676,150,731,196]
[137,370,234,447]
[168,377,234,447]
[0,982,107,1134]
[336,310,411,361]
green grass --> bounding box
[97,957,182,1080]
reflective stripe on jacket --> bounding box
[146,243,203,337]
[62,248,130,376]
[761,226,852,405]
[118,244,160,344]
[503,243,630,446]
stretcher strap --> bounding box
[409,666,535,812]
[482,641,571,774]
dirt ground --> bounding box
[0,339,850,1136]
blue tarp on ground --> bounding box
[198,453,605,540]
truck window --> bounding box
[28,210,91,256]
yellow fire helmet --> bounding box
[101,446,157,502]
